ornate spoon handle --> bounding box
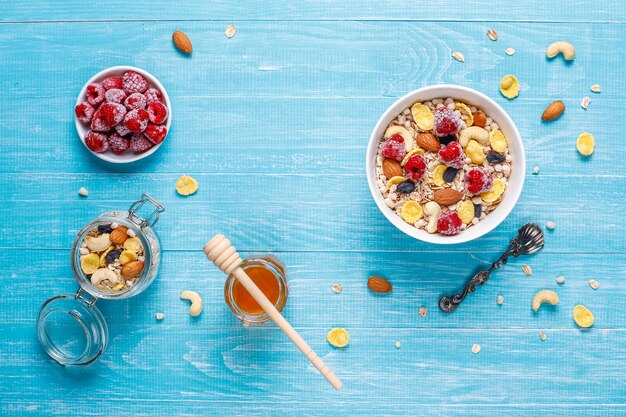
[439,224,544,313]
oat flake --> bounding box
[546,221,556,230]
[590,84,601,93]
[581,96,590,109]
[331,283,343,294]
[487,29,498,41]
[418,306,428,317]
[522,265,532,276]
[497,295,504,305]
[539,331,547,341]
[395,341,402,349]
[452,51,465,62]
[505,48,516,56]
[556,275,565,284]
[588,279,600,290]
[472,344,481,354]
[225,24,236,38]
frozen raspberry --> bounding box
[147,102,168,124]
[107,133,130,154]
[105,88,127,104]
[124,93,147,110]
[144,123,167,144]
[465,168,494,195]
[144,87,162,103]
[85,130,109,153]
[90,110,111,132]
[75,102,95,123]
[122,71,149,94]
[86,83,105,107]
[115,123,132,137]
[130,133,154,153]
[123,109,150,133]
[102,77,123,91]
[438,142,465,169]
[404,154,427,180]
[433,107,462,137]
[99,103,127,127]
[437,211,463,236]
[381,134,406,161]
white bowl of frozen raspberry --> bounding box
[366,85,525,244]
[74,66,172,163]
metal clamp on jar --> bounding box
[37,194,164,366]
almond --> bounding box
[541,100,565,121]
[472,112,487,127]
[121,260,144,279]
[434,189,463,205]
[172,30,193,54]
[382,158,402,179]
[368,276,392,294]
[416,133,441,152]
[110,226,129,245]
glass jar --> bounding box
[37,194,164,366]
[224,255,288,326]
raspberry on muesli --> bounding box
[375,97,512,236]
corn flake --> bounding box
[386,176,407,190]
[454,103,474,126]
[576,132,595,156]
[489,129,508,154]
[327,328,350,348]
[466,139,486,164]
[80,253,100,275]
[573,305,594,328]
[481,178,505,202]
[411,103,434,131]
[432,165,447,186]
[500,75,519,99]
[119,250,138,265]
[456,200,475,224]
[401,201,423,224]
[123,237,141,253]
[176,175,199,196]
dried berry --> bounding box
[396,181,416,194]
[439,135,456,146]
[442,167,458,183]
[486,152,506,164]
[98,224,113,234]
[105,249,121,264]
[474,204,482,218]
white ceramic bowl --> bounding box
[74,66,172,164]
[366,85,525,244]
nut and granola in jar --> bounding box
[375,98,512,236]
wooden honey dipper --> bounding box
[203,234,343,390]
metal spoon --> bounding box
[439,223,545,313]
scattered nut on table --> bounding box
[78,187,88,197]
[546,41,575,60]
[532,289,559,312]
[180,290,203,316]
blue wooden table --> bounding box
[1,1,625,416]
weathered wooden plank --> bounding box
[2,250,618,329]
[2,326,626,404]
[0,1,624,23]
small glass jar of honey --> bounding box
[224,255,288,325]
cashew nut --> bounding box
[532,289,559,312]
[458,126,489,147]
[546,41,575,61]
[90,268,119,287]
[424,201,441,234]
[384,125,415,151]
[180,290,203,317]
[85,233,111,252]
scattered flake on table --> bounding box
[155,312,165,320]
[539,331,547,341]
[452,51,465,62]
[497,295,504,305]
[225,24,236,38]
[487,29,498,41]
[532,166,540,175]
[331,283,343,294]
[472,344,481,354]
[522,265,533,276]
[78,187,88,197]
[395,341,402,349]
[588,279,600,290]
[418,306,428,317]
[581,96,590,109]
[546,221,555,230]
[590,84,601,93]
[556,275,565,284]
[505,48,516,56]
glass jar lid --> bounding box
[37,289,108,366]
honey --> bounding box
[224,255,288,324]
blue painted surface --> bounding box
[1,2,626,416]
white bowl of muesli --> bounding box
[367,85,525,244]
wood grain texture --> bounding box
[1,2,626,416]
